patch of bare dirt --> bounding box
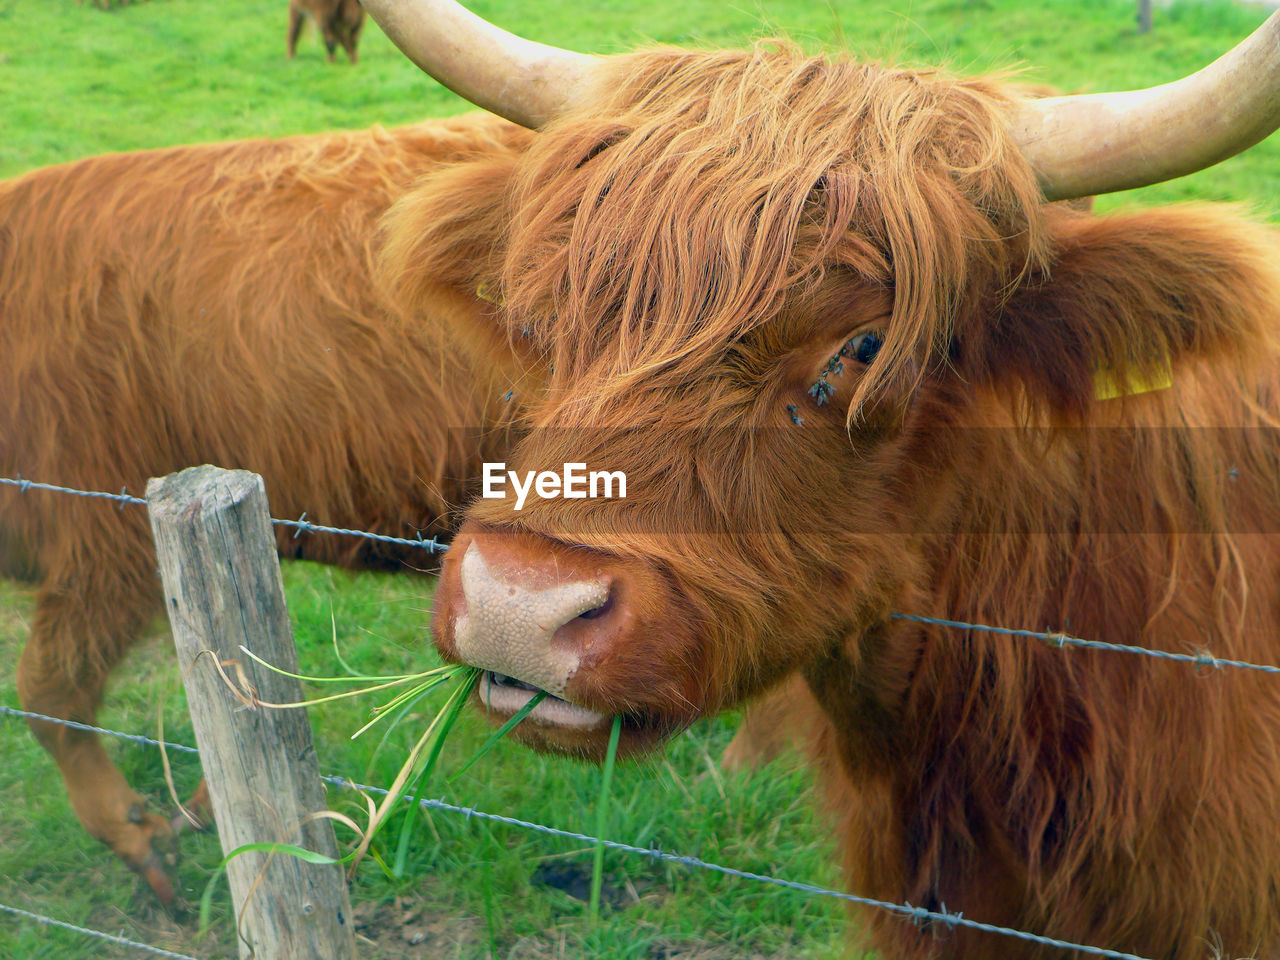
[353,895,483,959]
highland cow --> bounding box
[369,2,1280,958]
[0,112,529,900]
[288,0,365,64]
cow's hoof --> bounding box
[139,852,177,905]
[120,805,180,904]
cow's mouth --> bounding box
[479,670,609,730]
[475,670,670,758]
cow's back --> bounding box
[0,112,531,578]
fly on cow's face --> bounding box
[807,330,885,407]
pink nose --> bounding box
[433,527,632,730]
[452,543,610,696]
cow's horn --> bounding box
[1011,11,1280,201]
[358,0,600,129]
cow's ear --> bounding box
[378,146,540,384]
[960,205,1280,415]
[380,148,520,321]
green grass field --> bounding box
[1,0,1278,957]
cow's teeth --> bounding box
[478,672,608,729]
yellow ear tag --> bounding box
[1093,357,1173,401]
[476,281,505,307]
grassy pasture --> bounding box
[0,0,1278,957]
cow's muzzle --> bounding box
[433,525,696,758]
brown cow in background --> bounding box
[288,0,365,64]
[78,0,145,10]
[0,113,528,900]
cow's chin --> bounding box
[473,671,672,760]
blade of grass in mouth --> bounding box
[392,667,481,877]
[341,665,479,874]
[590,714,624,921]
[450,688,550,782]
[238,642,447,685]
[348,670,463,740]
[210,642,627,931]
[198,653,492,924]
[360,673,460,781]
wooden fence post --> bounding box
[147,465,356,960]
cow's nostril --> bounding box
[577,592,614,621]
[449,543,611,699]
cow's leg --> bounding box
[341,10,363,64]
[286,5,304,59]
[721,673,817,772]
[321,29,338,64]
[16,527,176,901]
[342,30,361,65]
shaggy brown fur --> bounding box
[388,45,1280,958]
[0,112,529,898]
[287,0,365,64]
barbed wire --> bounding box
[0,705,200,754]
[0,704,1150,960]
[0,901,200,960]
[274,514,446,553]
[0,475,147,508]
[890,613,1280,675]
[5,473,1280,675]
[0,475,446,555]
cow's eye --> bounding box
[844,330,883,365]
[807,330,885,407]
